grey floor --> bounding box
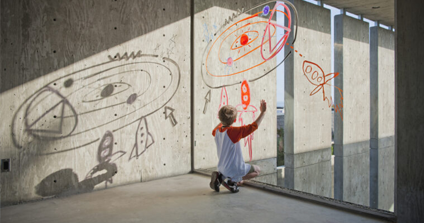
[1,173,389,223]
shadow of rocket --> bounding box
[129,116,155,160]
[35,131,125,197]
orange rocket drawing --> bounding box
[302,60,343,120]
[302,60,338,100]
[241,80,251,110]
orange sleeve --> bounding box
[212,123,223,137]
[226,122,258,143]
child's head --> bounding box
[218,105,237,126]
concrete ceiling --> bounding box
[321,0,394,27]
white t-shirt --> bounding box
[212,122,258,182]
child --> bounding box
[210,100,267,193]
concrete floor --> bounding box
[1,174,389,223]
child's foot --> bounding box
[237,180,244,186]
[209,171,220,192]
[222,179,239,193]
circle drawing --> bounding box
[64,78,74,88]
[240,34,249,45]
[201,0,298,88]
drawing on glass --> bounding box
[302,60,343,120]
[201,1,298,89]
[235,80,258,161]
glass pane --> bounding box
[194,0,395,213]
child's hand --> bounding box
[260,100,267,113]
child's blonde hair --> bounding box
[218,105,238,126]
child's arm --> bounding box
[254,100,267,126]
[226,100,266,143]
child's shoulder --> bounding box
[212,123,223,136]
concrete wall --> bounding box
[284,0,332,197]
[334,15,370,206]
[193,0,278,171]
[0,0,403,214]
[369,26,395,211]
[0,0,191,205]
[396,0,424,221]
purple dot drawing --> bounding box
[263,5,270,16]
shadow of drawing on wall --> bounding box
[35,131,124,197]
[24,86,78,141]
[35,165,117,197]
[129,117,155,160]
[164,106,178,127]
[11,53,180,159]
[203,90,211,114]
[86,131,125,187]
[108,50,143,61]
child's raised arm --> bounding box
[254,100,267,126]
